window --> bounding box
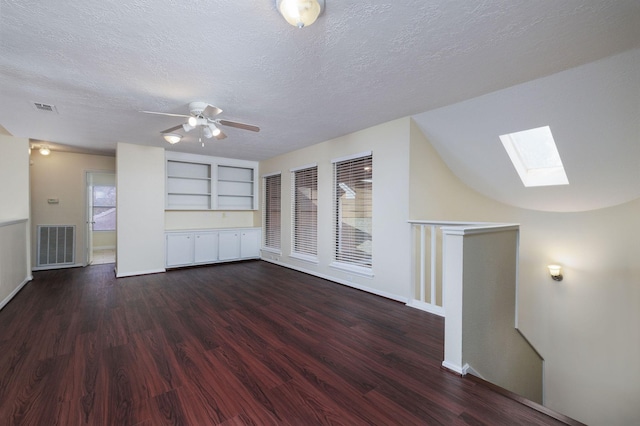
[291,165,318,261]
[92,186,116,231]
[263,173,281,251]
[333,152,373,272]
[500,125,569,187]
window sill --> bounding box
[329,262,374,278]
[261,247,282,255]
[290,253,319,264]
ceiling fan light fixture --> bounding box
[277,0,324,28]
[209,124,221,137]
[188,116,198,127]
[163,133,182,144]
[182,122,195,132]
[202,126,213,139]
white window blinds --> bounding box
[291,165,318,258]
[263,173,281,250]
[333,154,372,268]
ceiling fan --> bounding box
[141,101,260,146]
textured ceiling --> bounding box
[1,1,639,211]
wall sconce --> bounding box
[277,0,325,28]
[39,145,51,156]
[548,264,563,281]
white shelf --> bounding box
[165,152,258,211]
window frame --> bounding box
[290,164,318,263]
[262,172,282,253]
[330,152,373,277]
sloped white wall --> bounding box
[409,118,640,425]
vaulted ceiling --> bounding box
[1,1,639,211]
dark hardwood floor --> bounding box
[0,261,570,425]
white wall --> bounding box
[0,134,31,309]
[408,118,640,425]
[259,117,412,301]
[165,210,255,230]
[30,151,115,267]
[0,135,30,220]
[116,143,165,277]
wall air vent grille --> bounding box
[37,225,75,267]
[33,102,58,113]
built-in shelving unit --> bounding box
[165,152,258,211]
[166,160,212,210]
[217,165,254,210]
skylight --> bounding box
[499,126,569,187]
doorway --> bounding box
[86,171,116,265]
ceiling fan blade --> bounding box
[160,124,184,134]
[218,119,260,132]
[215,130,227,140]
[203,104,223,118]
[140,110,191,118]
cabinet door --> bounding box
[218,231,241,261]
[240,229,261,259]
[194,232,218,264]
[166,233,194,267]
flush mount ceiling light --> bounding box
[500,125,569,187]
[163,134,182,144]
[277,0,324,28]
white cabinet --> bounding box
[165,227,261,268]
[194,232,218,264]
[166,233,195,267]
[240,229,260,258]
[165,152,258,211]
[218,230,241,261]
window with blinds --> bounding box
[263,173,281,251]
[333,153,373,269]
[291,165,318,260]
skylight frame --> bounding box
[499,126,569,187]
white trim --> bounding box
[261,257,404,303]
[93,245,116,250]
[441,224,520,236]
[116,268,166,278]
[289,252,319,264]
[0,218,28,228]
[289,163,317,172]
[329,261,374,277]
[261,247,282,255]
[166,150,257,168]
[406,299,445,317]
[0,275,32,311]
[330,150,373,164]
[441,361,469,376]
[261,171,281,178]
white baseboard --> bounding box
[115,268,166,278]
[442,361,469,376]
[406,299,446,317]
[0,275,33,311]
[260,257,408,303]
